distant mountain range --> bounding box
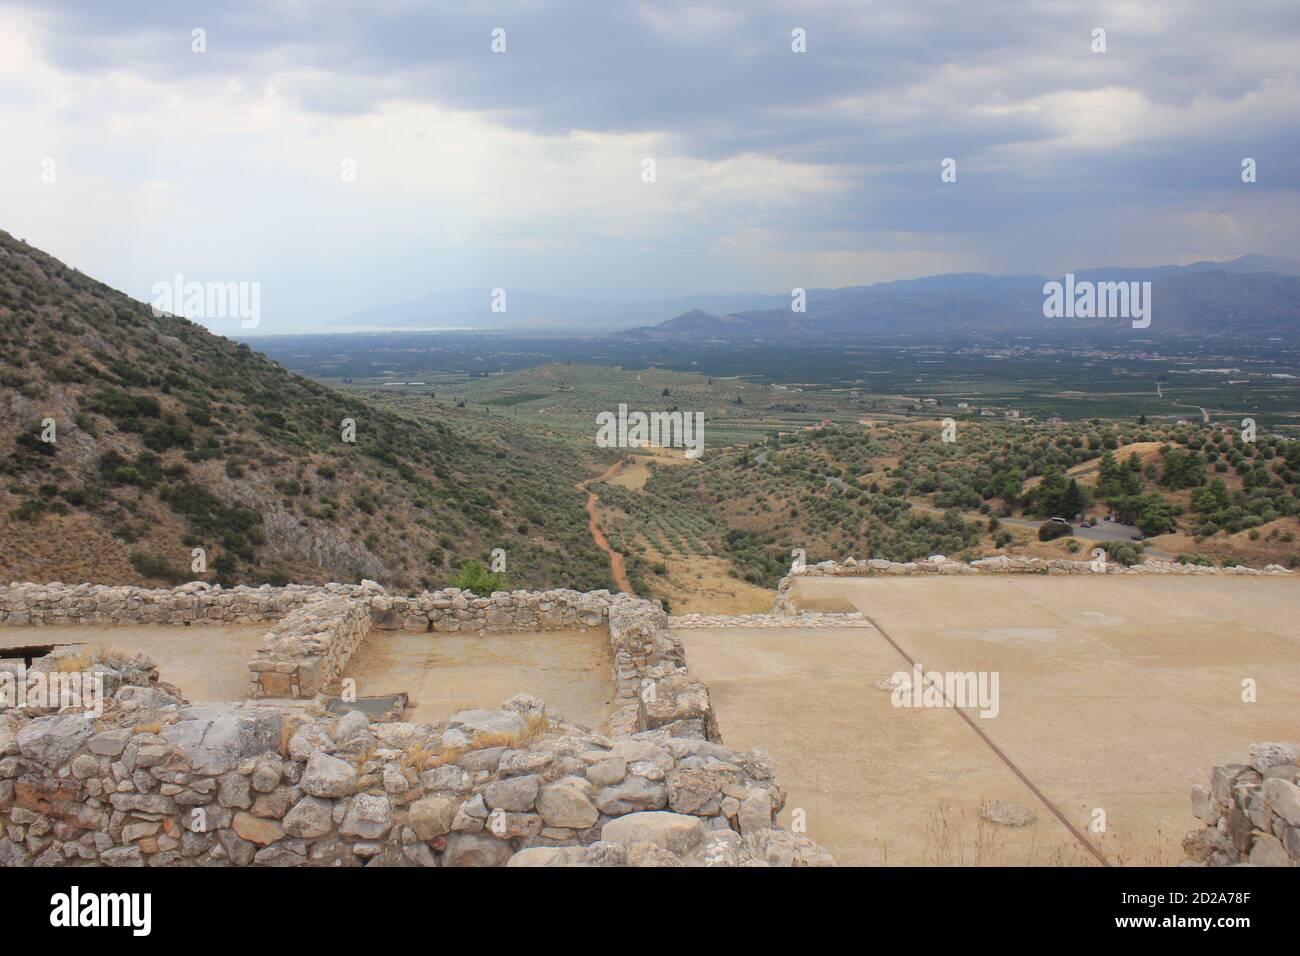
[336,288,787,333]
[627,256,1300,342]
[337,255,1300,341]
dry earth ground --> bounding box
[335,628,616,728]
[0,624,269,701]
[677,574,1300,865]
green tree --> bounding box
[1159,446,1205,490]
[1191,477,1230,514]
[1138,495,1177,535]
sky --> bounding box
[1,0,1298,333]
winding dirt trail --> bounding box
[577,461,634,594]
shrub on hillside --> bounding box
[1037,520,1073,541]
[129,551,188,584]
[451,559,507,595]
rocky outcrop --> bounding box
[1182,744,1300,866]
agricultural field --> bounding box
[347,363,865,449]
[327,360,1300,610]
[253,332,1300,430]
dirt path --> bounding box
[578,461,634,594]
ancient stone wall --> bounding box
[0,651,831,867]
[0,581,813,866]
[772,555,1292,612]
[0,580,348,627]
[4,583,622,703]
[1183,744,1300,866]
[248,597,372,699]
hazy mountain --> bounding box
[625,256,1300,341]
[336,289,786,333]
[338,255,1300,339]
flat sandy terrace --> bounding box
[676,574,1300,866]
[0,623,618,730]
[333,628,616,729]
[0,624,268,701]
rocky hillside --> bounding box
[0,230,611,592]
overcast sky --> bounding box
[1,0,1297,333]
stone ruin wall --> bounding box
[3,572,1295,868]
[1182,744,1300,867]
[248,597,371,698]
[0,581,825,867]
[1,582,628,701]
[771,554,1293,613]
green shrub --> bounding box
[1037,520,1073,541]
[450,559,507,595]
[129,551,188,584]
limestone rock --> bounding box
[484,774,539,812]
[232,811,285,846]
[1248,742,1299,774]
[17,715,94,768]
[443,832,513,867]
[333,710,369,744]
[300,751,358,798]
[595,776,667,815]
[536,776,598,829]
[88,729,130,757]
[600,811,705,855]
[978,800,1036,827]
[625,841,684,867]
[1248,833,1290,867]
[339,793,392,840]
[283,796,334,839]
[507,846,587,867]
[407,794,459,840]
[738,789,773,835]
[445,709,526,743]
[1262,778,1300,827]
[161,704,282,775]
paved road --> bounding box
[911,501,1175,559]
[993,516,1172,558]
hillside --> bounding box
[623,419,1300,592]
[0,231,611,592]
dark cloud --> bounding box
[5,0,1298,319]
